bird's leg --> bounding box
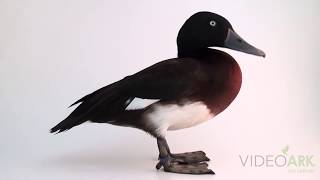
[156,137,214,174]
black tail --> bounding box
[50,78,130,133]
[50,116,84,133]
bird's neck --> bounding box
[177,46,211,58]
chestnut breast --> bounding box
[197,51,242,115]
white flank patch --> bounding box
[147,101,214,137]
[125,98,160,110]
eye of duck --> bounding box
[209,20,216,27]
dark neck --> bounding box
[177,46,211,58]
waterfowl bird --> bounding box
[51,11,265,174]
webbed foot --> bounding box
[156,155,214,175]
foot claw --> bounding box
[156,162,162,170]
[208,170,215,174]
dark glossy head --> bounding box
[177,11,265,58]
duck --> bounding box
[50,11,265,175]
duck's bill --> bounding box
[224,29,266,58]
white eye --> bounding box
[209,20,216,27]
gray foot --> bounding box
[158,151,210,164]
[156,156,214,175]
[171,151,210,163]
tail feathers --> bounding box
[50,77,131,134]
[50,116,85,133]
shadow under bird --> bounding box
[51,11,265,174]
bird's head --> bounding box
[177,11,265,58]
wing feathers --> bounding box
[51,58,203,133]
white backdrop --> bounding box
[0,0,319,180]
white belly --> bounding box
[146,101,214,137]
